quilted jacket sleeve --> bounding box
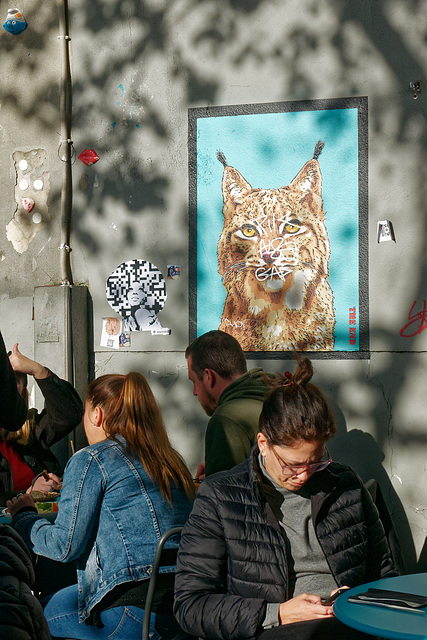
[362,482,398,580]
[173,481,267,640]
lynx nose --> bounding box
[262,251,280,265]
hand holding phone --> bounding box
[321,587,349,605]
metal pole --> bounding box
[57,0,73,286]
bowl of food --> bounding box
[33,501,59,513]
[1,500,58,520]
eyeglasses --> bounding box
[271,446,331,477]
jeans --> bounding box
[43,584,182,640]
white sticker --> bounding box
[377,220,395,243]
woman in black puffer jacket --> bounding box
[174,356,397,640]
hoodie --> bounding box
[204,367,269,476]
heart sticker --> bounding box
[22,197,35,212]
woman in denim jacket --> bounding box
[8,372,195,640]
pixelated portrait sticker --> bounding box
[106,260,170,335]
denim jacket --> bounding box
[12,436,193,622]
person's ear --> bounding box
[92,406,103,428]
[257,432,268,455]
[203,368,216,391]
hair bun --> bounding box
[293,356,313,386]
[264,355,313,391]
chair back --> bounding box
[142,526,183,640]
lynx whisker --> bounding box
[222,261,248,282]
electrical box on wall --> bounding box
[33,285,89,466]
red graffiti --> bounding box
[400,300,427,338]
[349,306,356,345]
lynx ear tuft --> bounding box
[217,151,228,167]
[313,140,325,161]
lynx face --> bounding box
[216,143,335,351]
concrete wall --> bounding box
[1,0,427,572]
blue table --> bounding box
[333,573,427,640]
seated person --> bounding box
[174,356,397,640]
[0,343,83,502]
[186,330,269,480]
[8,371,195,640]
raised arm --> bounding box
[9,343,49,381]
[9,343,83,447]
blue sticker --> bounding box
[3,9,27,34]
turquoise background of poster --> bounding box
[196,107,360,351]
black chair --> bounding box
[51,526,185,640]
[142,526,183,640]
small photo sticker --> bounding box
[100,317,124,349]
[167,265,181,280]
[119,332,131,348]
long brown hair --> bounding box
[260,356,336,446]
[85,372,194,503]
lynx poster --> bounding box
[188,97,368,358]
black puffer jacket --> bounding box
[0,524,51,639]
[174,446,397,640]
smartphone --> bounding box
[321,587,348,605]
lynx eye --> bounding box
[236,225,258,239]
[279,220,306,236]
[284,223,300,234]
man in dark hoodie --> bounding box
[186,330,269,479]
